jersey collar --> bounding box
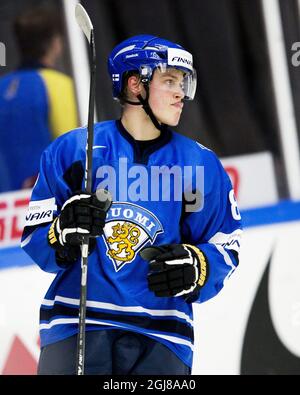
[115,120,172,165]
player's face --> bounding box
[148,68,185,126]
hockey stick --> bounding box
[75,3,96,375]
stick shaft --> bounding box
[85,30,96,194]
[76,29,96,376]
[76,250,88,375]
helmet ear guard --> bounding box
[139,65,152,84]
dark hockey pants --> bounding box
[37,329,191,375]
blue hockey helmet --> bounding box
[107,34,197,101]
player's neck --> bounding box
[121,108,160,141]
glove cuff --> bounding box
[48,217,83,267]
[48,217,63,250]
[183,244,208,287]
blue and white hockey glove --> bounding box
[48,191,112,264]
[140,244,208,301]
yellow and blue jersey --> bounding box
[0,65,78,192]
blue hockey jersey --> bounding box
[21,120,242,368]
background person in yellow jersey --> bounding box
[0,7,78,192]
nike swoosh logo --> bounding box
[241,253,300,374]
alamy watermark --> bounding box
[0,42,6,66]
[95,157,204,213]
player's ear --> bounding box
[127,75,143,97]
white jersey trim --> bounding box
[25,197,57,227]
[41,295,193,326]
[215,244,236,283]
[39,317,194,351]
[209,229,242,254]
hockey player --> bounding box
[21,35,242,375]
[0,7,78,192]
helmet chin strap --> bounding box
[123,83,165,132]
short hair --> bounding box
[13,7,63,61]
